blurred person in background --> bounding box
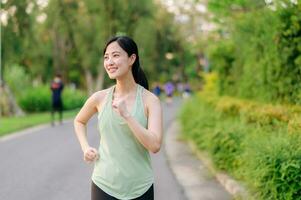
[50,73,64,126]
[164,81,175,104]
[182,82,192,99]
[152,81,162,97]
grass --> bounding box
[0,109,80,137]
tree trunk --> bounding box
[84,69,94,96]
[0,83,24,117]
[52,29,60,72]
[95,60,105,91]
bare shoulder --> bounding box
[142,88,161,106]
[88,87,111,111]
[142,88,162,121]
[91,88,110,100]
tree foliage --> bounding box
[2,0,188,93]
[206,0,301,104]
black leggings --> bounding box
[91,181,154,200]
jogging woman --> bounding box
[74,36,163,200]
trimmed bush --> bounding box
[62,88,86,110]
[244,134,301,200]
[209,128,244,172]
[180,89,301,199]
[18,85,51,112]
[18,85,86,112]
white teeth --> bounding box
[108,68,117,73]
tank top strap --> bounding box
[136,84,147,120]
[136,84,143,104]
[109,85,115,100]
[98,85,115,119]
[105,85,115,106]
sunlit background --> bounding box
[1,1,301,199]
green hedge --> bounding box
[18,85,86,112]
[62,87,86,110]
[180,93,301,200]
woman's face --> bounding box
[104,41,135,79]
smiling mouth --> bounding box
[107,67,118,73]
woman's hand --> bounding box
[112,98,131,118]
[83,147,99,164]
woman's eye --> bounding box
[104,56,108,60]
[113,54,119,57]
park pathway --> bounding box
[0,98,187,200]
[0,97,233,200]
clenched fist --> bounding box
[83,147,99,164]
[112,97,131,118]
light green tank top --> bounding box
[92,84,154,200]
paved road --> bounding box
[0,98,186,200]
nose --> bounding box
[105,57,114,66]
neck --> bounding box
[115,73,137,96]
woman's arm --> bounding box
[114,92,163,153]
[74,92,103,162]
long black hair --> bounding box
[103,36,149,90]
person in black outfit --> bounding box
[50,74,64,126]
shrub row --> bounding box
[200,73,301,132]
[18,85,86,112]
[180,73,301,199]
[206,95,301,134]
[180,95,301,200]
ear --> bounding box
[129,54,136,66]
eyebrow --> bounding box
[104,51,121,55]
